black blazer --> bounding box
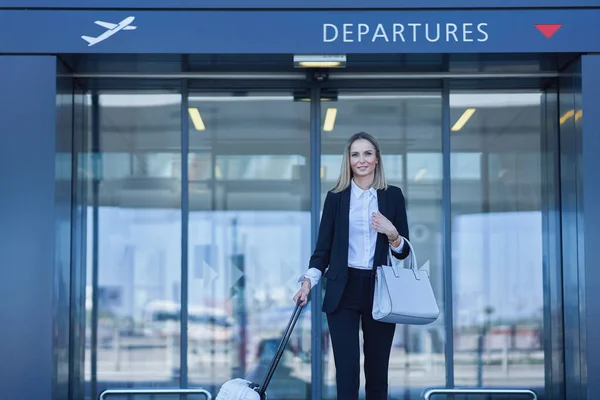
[309,184,411,314]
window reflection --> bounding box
[407,153,442,181]
[84,92,182,396]
[450,91,545,388]
[214,155,307,180]
[78,87,550,399]
[186,92,312,397]
[452,153,482,180]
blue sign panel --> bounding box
[1,0,599,8]
[0,9,597,54]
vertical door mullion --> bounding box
[310,84,323,400]
[441,81,455,388]
[90,91,101,400]
[180,80,190,389]
[540,84,566,400]
[69,85,83,400]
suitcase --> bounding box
[215,300,305,400]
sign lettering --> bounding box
[323,22,489,43]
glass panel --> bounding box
[186,92,312,398]
[320,91,445,398]
[84,91,182,397]
[450,91,545,389]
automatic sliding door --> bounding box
[75,75,559,400]
[83,91,183,399]
[81,88,314,399]
[185,92,313,397]
[449,90,546,391]
[319,90,445,398]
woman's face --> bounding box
[349,139,378,179]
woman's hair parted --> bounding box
[331,132,388,193]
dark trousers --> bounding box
[326,267,396,400]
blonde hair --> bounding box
[331,132,388,193]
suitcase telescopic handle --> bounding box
[258,299,304,397]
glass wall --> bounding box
[83,91,183,399]
[450,91,546,389]
[185,92,312,397]
[77,81,558,400]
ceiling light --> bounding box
[560,109,574,124]
[188,108,205,131]
[294,54,346,68]
[451,108,476,132]
[414,168,427,181]
[323,108,338,132]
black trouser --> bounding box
[326,267,396,400]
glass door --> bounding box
[449,90,547,390]
[81,90,183,400]
[75,80,561,400]
[316,85,558,399]
[185,91,313,397]
[319,90,445,398]
[79,87,315,400]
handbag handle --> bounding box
[387,237,421,279]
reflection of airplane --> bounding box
[81,16,137,47]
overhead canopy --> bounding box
[0,0,598,8]
[0,9,596,54]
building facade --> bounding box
[1,1,600,399]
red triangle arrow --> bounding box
[535,24,562,39]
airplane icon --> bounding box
[81,16,137,47]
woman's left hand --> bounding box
[371,211,398,240]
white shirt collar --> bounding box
[351,179,378,199]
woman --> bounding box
[293,132,410,400]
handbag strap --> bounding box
[387,236,418,271]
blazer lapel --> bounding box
[377,188,389,217]
[339,186,351,277]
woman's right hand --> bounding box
[293,278,311,306]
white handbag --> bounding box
[372,238,440,325]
